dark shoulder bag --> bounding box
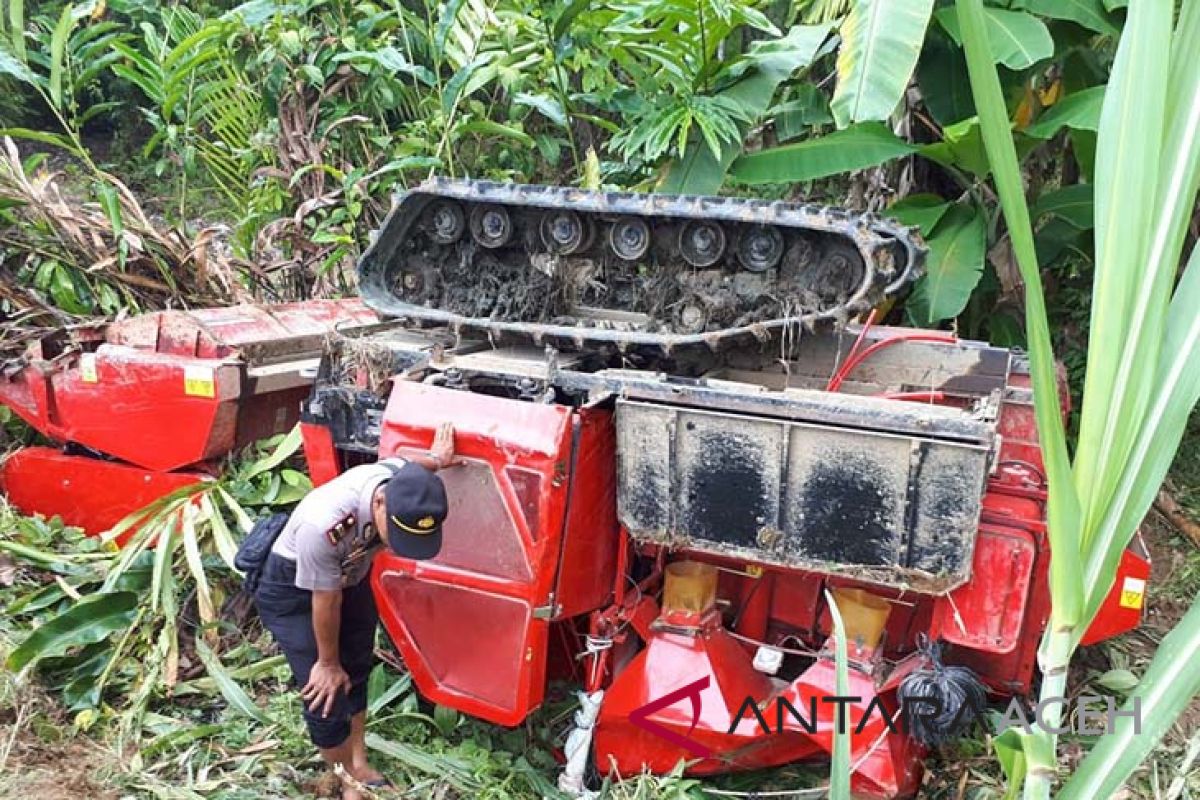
[235,512,290,595]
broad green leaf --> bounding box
[906,204,987,325]
[1059,597,1200,799]
[1019,0,1119,36]
[1093,667,1139,693]
[150,510,179,614]
[368,665,413,715]
[1031,183,1094,228]
[513,92,567,128]
[1035,216,1088,265]
[826,590,851,800]
[987,313,1026,347]
[49,4,76,110]
[217,486,255,533]
[917,31,976,126]
[434,0,469,60]
[221,0,299,26]
[725,23,834,84]
[6,591,137,672]
[887,193,950,236]
[729,121,917,184]
[366,733,479,790]
[920,117,991,177]
[1072,1,1200,585]
[937,7,1054,70]
[0,128,81,154]
[1024,86,1105,138]
[201,493,239,572]
[1076,0,1200,558]
[9,0,25,62]
[95,181,125,268]
[1082,247,1200,632]
[831,0,936,128]
[433,703,459,736]
[453,118,533,146]
[242,424,303,479]
[180,507,215,627]
[1071,128,1097,179]
[140,724,229,759]
[194,637,272,724]
[659,145,730,196]
[552,0,591,40]
[0,41,33,83]
[993,728,1027,800]
[774,85,834,141]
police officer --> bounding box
[254,423,457,799]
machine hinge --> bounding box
[532,594,561,620]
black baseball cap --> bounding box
[384,461,448,560]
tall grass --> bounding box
[954,0,1200,795]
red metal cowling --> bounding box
[369,382,618,726]
[0,300,375,529]
[0,446,208,541]
[594,614,923,797]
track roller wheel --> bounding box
[540,210,590,254]
[679,220,727,267]
[608,217,651,261]
[736,225,785,272]
[426,200,465,244]
[469,204,513,248]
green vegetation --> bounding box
[1,0,1200,797]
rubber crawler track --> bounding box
[359,178,927,356]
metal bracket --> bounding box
[532,594,562,620]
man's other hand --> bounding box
[301,659,351,717]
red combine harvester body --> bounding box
[298,327,1149,797]
[0,300,377,534]
[0,180,1150,796]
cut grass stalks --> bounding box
[955,0,1200,796]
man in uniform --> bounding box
[253,423,458,799]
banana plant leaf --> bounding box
[6,591,138,672]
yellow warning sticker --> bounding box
[1119,577,1146,610]
[184,365,216,398]
[80,353,98,384]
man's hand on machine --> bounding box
[302,659,352,717]
[428,422,462,470]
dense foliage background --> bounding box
[0,0,1127,374]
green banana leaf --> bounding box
[6,591,138,672]
[729,121,917,184]
[831,0,936,128]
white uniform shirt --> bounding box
[270,458,406,590]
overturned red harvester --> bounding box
[0,181,1150,796]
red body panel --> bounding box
[368,382,618,726]
[300,422,342,487]
[595,620,923,797]
[1079,537,1151,646]
[0,446,207,540]
[106,299,377,358]
[0,300,375,473]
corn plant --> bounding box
[955,0,1200,795]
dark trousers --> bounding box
[253,553,378,748]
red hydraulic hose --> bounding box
[826,331,957,392]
